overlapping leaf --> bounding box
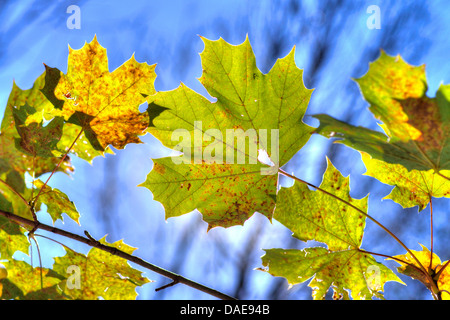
[47,35,156,151]
[314,52,450,172]
[0,259,66,300]
[1,75,73,181]
[391,244,450,299]
[33,179,80,224]
[52,237,150,300]
[260,159,402,299]
[0,194,29,259]
[362,152,450,210]
[0,72,74,230]
[142,36,313,228]
[12,104,64,158]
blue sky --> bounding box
[1,0,450,300]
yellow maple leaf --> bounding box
[391,244,450,299]
[50,35,156,150]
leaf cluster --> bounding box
[0,36,449,300]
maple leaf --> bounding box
[52,237,151,300]
[390,244,450,299]
[0,194,29,259]
[141,36,313,228]
[32,180,80,224]
[0,259,66,300]
[314,51,450,173]
[46,35,156,151]
[12,103,64,158]
[3,66,112,165]
[37,65,116,162]
[361,152,450,211]
[0,76,73,180]
[260,159,402,299]
[0,74,74,226]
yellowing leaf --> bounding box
[314,52,450,172]
[142,36,313,228]
[391,244,450,299]
[52,237,150,300]
[0,259,65,300]
[355,52,428,142]
[33,179,80,224]
[0,193,29,259]
[260,159,402,299]
[12,104,64,158]
[38,65,115,162]
[1,77,73,180]
[436,262,450,300]
[275,158,367,250]
[141,157,276,229]
[49,36,156,151]
[261,247,400,300]
[362,152,450,211]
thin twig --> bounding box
[358,249,410,266]
[32,128,83,206]
[0,208,237,300]
[0,179,31,208]
[29,235,43,289]
[429,197,434,271]
[155,279,180,292]
[34,233,75,252]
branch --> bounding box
[0,208,237,301]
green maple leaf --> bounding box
[52,237,151,300]
[141,36,313,228]
[314,52,450,172]
[260,159,402,299]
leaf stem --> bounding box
[357,249,408,266]
[436,259,450,279]
[0,178,32,209]
[438,172,450,181]
[32,128,83,206]
[34,233,75,252]
[0,208,237,300]
[429,197,434,271]
[29,235,43,289]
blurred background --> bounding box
[0,0,449,300]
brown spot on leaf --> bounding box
[400,97,446,151]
